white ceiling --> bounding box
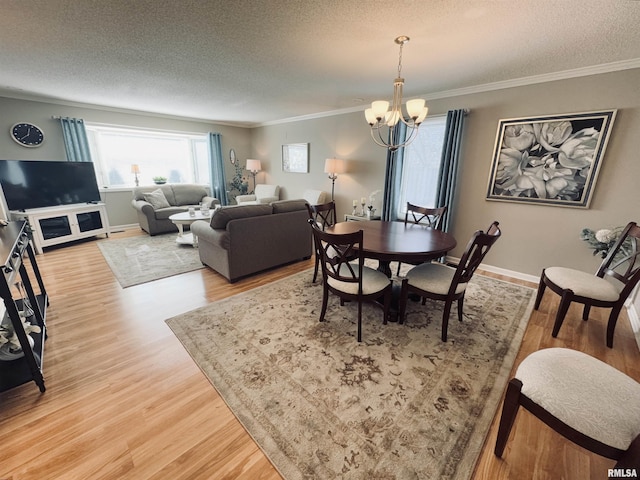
[1,0,639,127]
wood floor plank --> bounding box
[1,230,638,480]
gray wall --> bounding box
[252,68,640,278]
[0,96,252,227]
[1,68,638,279]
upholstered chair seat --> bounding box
[236,184,280,205]
[309,220,392,342]
[404,263,467,296]
[495,347,640,467]
[327,263,391,295]
[399,221,501,342]
[534,221,640,348]
[543,266,623,301]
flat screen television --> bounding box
[0,160,101,211]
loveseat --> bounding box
[131,184,219,235]
[190,200,312,282]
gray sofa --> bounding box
[191,200,312,282]
[131,184,219,235]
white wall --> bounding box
[252,68,640,278]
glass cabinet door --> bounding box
[37,216,72,240]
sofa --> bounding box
[131,184,219,235]
[191,199,312,282]
[235,184,280,205]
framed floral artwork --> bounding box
[282,143,309,173]
[486,110,617,208]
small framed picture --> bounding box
[486,110,617,208]
[282,143,309,173]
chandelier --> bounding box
[364,36,428,151]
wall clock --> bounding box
[10,122,45,147]
[229,148,236,164]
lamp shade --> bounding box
[246,159,261,172]
[131,164,140,174]
[324,158,345,175]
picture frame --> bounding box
[282,143,309,173]
[486,110,617,208]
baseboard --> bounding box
[627,302,640,351]
[110,223,141,232]
[445,256,539,285]
[447,255,640,352]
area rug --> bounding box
[97,233,203,288]
[166,269,535,479]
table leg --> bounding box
[377,260,392,278]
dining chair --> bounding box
[396,203,448,275]
[398,221,501,342]
[534,221,640,348]
[306,201,338,283]
[494,347,640,469]
[308,219,392,342]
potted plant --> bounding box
[153,176,167,185]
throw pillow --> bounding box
[143,189,171,210]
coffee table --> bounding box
[168,210,213,247]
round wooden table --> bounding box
[327,220,457,277]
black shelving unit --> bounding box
[0,221,48,393]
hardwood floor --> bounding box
[1,229,639,479]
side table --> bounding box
[344,214,381,222]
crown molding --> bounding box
[258,58,640,127]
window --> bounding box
[397,115,447,218]
[86,125,209,188]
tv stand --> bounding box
[10,203,110,254]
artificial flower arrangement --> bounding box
[367,190,382,215]
[580,226,625,258]
[0,317,41,356]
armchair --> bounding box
[236,184,280,205]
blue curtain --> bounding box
[207,132,229,205]
[59,117,92,162]
[435,109,467,232]
[381,123,406,221]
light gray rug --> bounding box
[97,233,204,288]
[166,269,535,479]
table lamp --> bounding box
[131,164,140,186]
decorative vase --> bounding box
[0,334,34,361]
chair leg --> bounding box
[319,286,329,322]
[534,271,547,310]
[614,434,640,469]
[396,261,402,276]
[551,291,573,338]
[382,286,391,325]
[357,300,362,342]
[442,301,452,342]
[582,304,591,321]
[494,379,523,458]
[457,296,464,322]
[606,305,624,348]
[312,255,320,283]
[398,279,409,325]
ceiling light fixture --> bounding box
[364,36,428,151]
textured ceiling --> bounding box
[1,0,639,127]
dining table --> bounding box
[327,220,457,277]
